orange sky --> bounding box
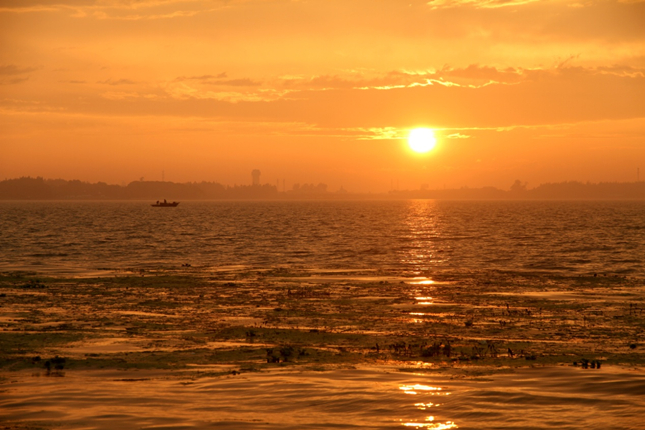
[1,0,645,192]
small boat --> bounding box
[151,200,179,207]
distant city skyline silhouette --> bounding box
[2,176,644,201]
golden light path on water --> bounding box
[402,423,458,429]
[402,422,458,429]
[407,278,436,322]
[4,352,645,428]
[399,384,457,429]
[400,200,447,271]
[400,384,444,395]
[415,296,434,305]
[398,237,455,428]
[410,279,435,285]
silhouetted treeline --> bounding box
[0,177,278,200]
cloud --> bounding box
[3,65,644,132]
[427,0,541,9]
[0,65,39,76]
[0,0,236,20]
[174,73,229,82]
[0,77,31,85]
[97,78,138,85]
[173,73,260,86]
[0,5,59,13]
[209,78,261,87]
[279,64,645,94]
[0,65,39,85]
[91,8,204,20]
[278,67,520,92]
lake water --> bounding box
[1,200,645,277]
[2,200,645,430]
[4,366,645,430]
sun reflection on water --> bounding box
[414,402,438,410]
[413,292,433,305]
[409,278,436,285]
[399,384,443,395]
[402,422,458,429]
[399,200,450,271]
[399,382,456,429]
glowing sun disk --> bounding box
[408,128,437,153]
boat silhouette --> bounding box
[151,199,179,207]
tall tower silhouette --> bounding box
[252,169,261,186]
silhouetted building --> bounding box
[252,169,261,186]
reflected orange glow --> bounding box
[414,402,437,410]
[410,362,435,369]
[414,295,434,305]
[400,201,447,269]
[400,384,451,396]
[400,384,443,395]
[409,278,435,285]
[398,376,458,429]
[402,422,458,429]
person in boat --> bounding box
[156,200,159,204]
[164,199,167,203]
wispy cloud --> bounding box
[0,65,39,76]
[4,64,643,130]
[0,5,58,13]
[97,78,138,85]
[426,0,542,10]
[174,73,229,82]
[0,0,224,20]
[0,65,39,85]
[91,8,203,20]
[173,73,260,86]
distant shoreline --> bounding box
[2,197,645,202]
[1,176,645,200]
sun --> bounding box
[408,128,437,153]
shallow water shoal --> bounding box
[2,267,645,429]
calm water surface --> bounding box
[2,200,645,429]
[1,200,644,276]
[3,367,644,430]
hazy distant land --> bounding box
[1,176,645,200]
